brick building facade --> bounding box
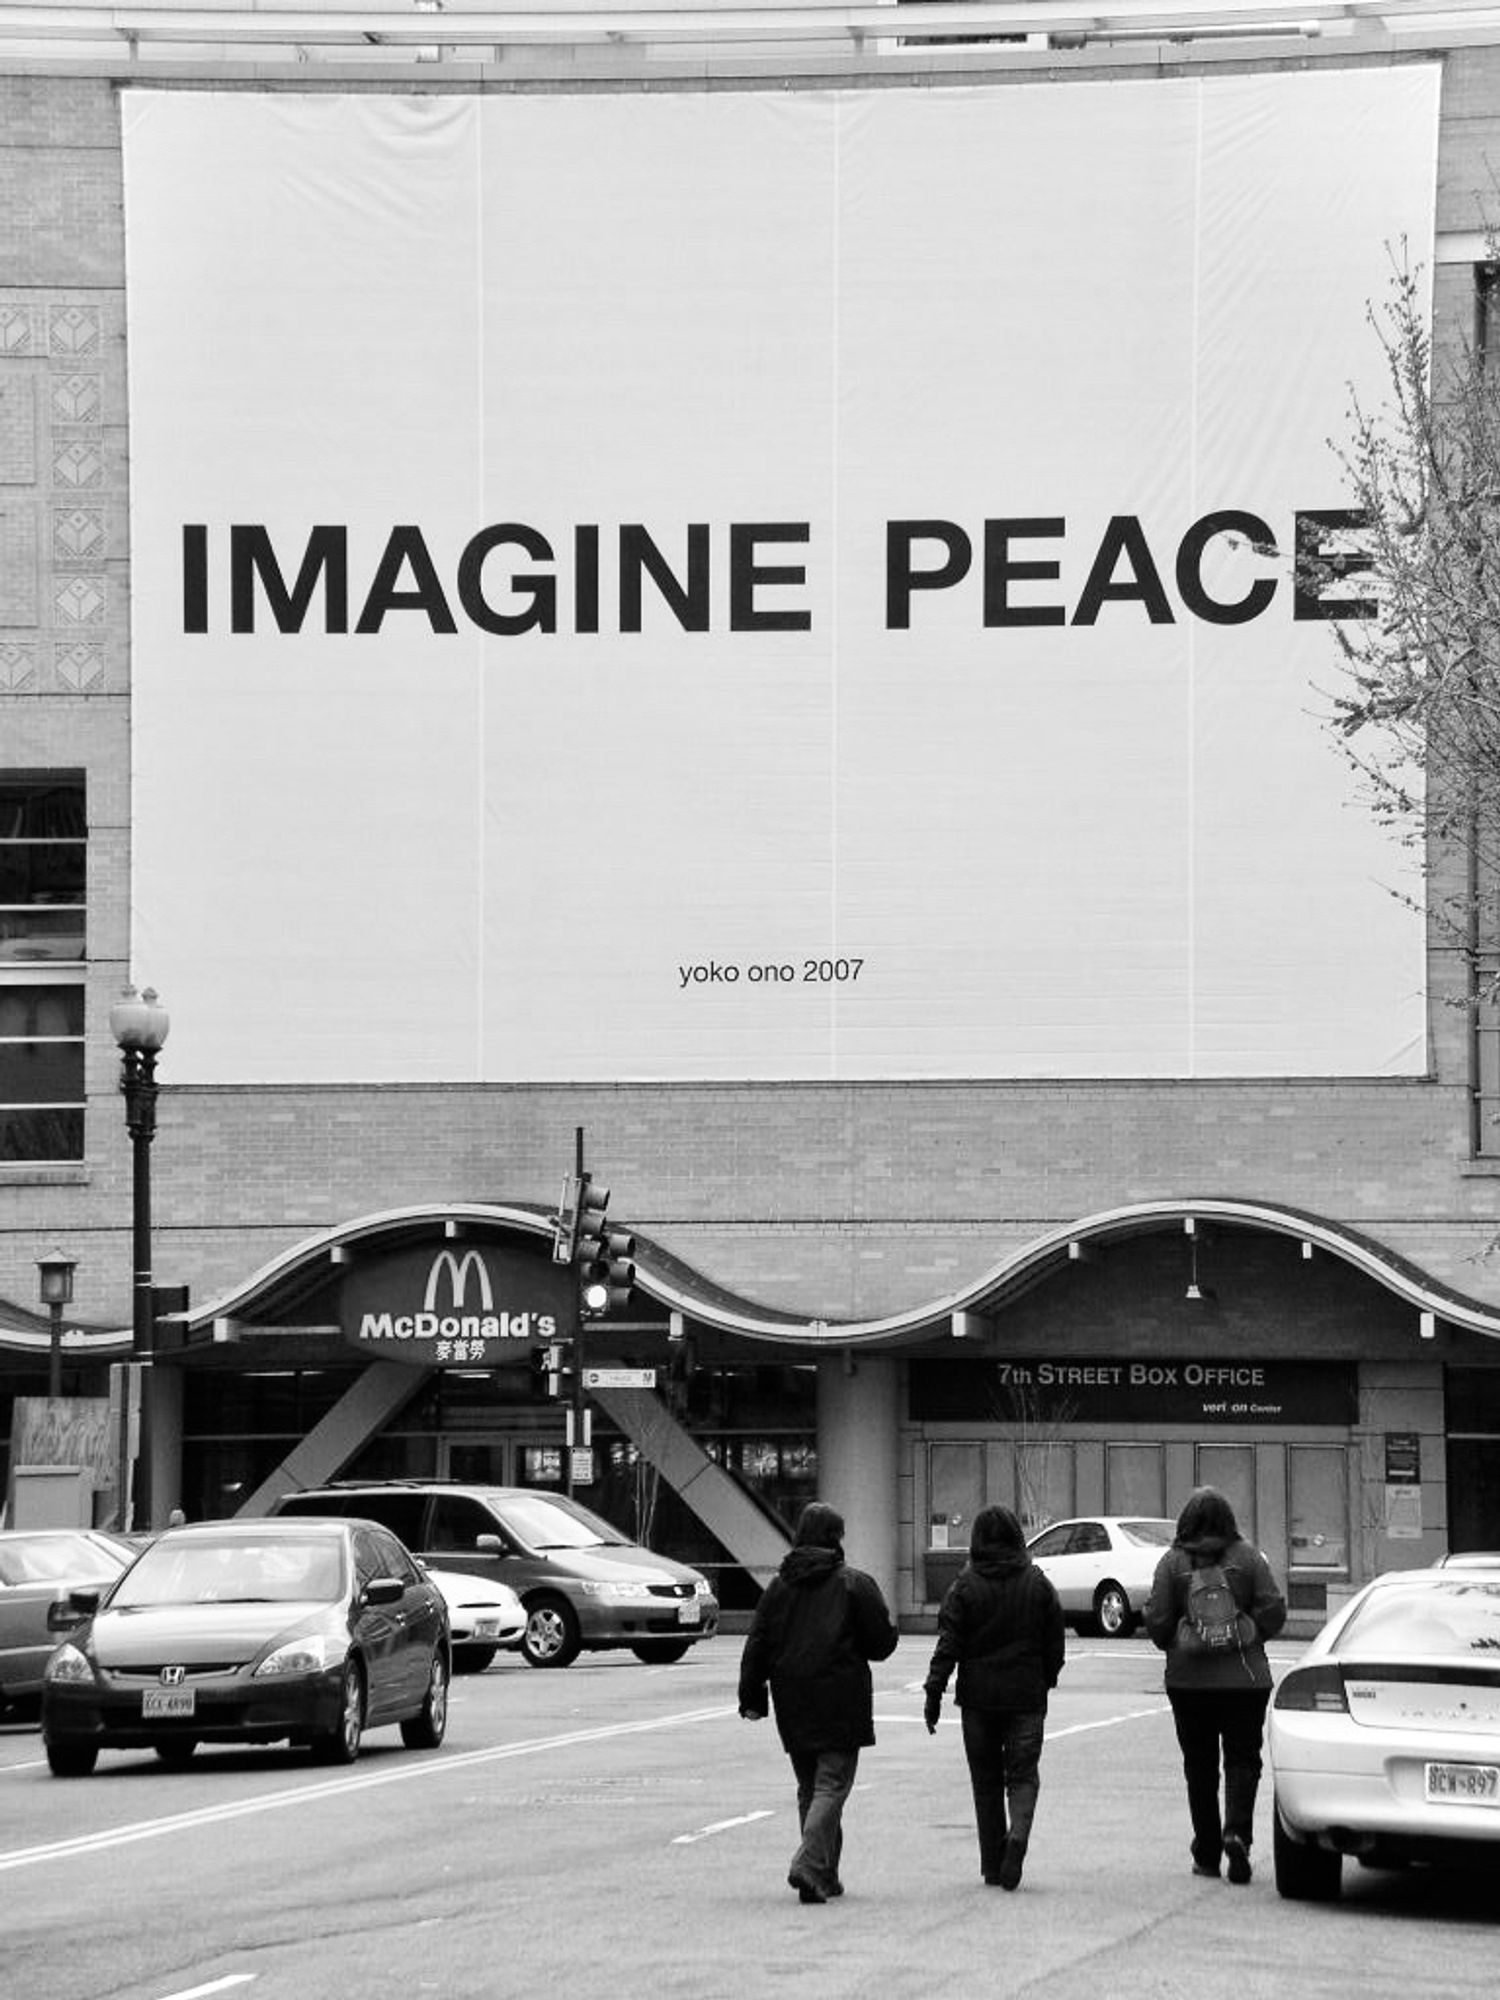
[5,9,1500,1630]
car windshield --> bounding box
[109,1536,344,1608]
[1120,1520,1176,1547]
[1338,1578,1500,1658]
[0,1533,128,1587]
[492,1493,631,1549]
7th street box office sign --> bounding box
[124,70,1438,1086]
[340,1245,576,1366]
[910,1359,1359,1427]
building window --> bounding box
[1477,264,1500,371]
[0,771,86,1162]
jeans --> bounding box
[787,1747,860,1890]
[960,1707,1047,1880]
[1167,1686,1272,1865]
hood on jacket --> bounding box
[779,1501,847,1586]
[967,1503,1030,1578]
[1173,1486,1240,1556]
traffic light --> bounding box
[551,1175,581,1265]
[533,1340,573,1399]
[584,1226,636,1319]
[573,1174,609,1271]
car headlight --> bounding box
[254,1633,341,1676]
[579,1581,653,1603]
[45,1642,96,1686]
[693,1578,713,1599]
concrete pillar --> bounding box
[816,1351,900,1616]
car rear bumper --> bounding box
[1273,1717,1500,1850]
[574,1597,719,1647]
[43,1666,348,1748]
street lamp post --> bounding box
[36,1250,77,1400]
[109,983,170,1526]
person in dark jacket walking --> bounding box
[738,1500,899,1904]
[1143,1487,1287,1885]
[922,1504,1066,1890]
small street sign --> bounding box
[582,1367,657,1389]
[569,1446,596,1486]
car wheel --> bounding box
[311,1660,365,1765]
[452,1644,498,1676]
[401,1650,450,1750]
[521,1595,581,1669]
[46,1741,98,1778]
[1093,1581,1135,1638]
[630,1640,694,1664]
[1273,1811,1343,1901]
[154,1738,198,1767]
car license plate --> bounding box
[1425,1762,1500,1804]
[142,1687,196,1720]
[678,1599,701,1627]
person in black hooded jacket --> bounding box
[922,1505,1066,1891]
[738,1500,899,1904]
[1143,1486,1286,1885]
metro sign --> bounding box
[339,1240,577,1367]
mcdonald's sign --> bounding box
[338,1240,576,1367]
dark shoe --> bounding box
[1192,1861,1221,1879]
[983,1873,1003,1887]
[997,1840,1025,1891]
[787,1869,827,1904]
[1223,1836,1252,1886]
[827,1879,845,1898]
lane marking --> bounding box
[156,1979,255,2000]
[0,1704,736,1876]
[672,1810,774,1845]
[1047,1705,1170,1739]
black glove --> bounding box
[924,1690,941,1735]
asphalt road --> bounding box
[1,1632,1496,2000]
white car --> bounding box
[1270,1566,1500,1901]
[426,1568,525,1673]
[1025,1516,1176,1638]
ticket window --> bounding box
[1196,1443,1256,1544]
[928,1442,984,1555]
[1289,1444,1349,1574]
[1105,1444,1165,1518]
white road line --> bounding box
[672,1810,775,1845]
[1047,1705,1170,1738]
[0,1703,736,1876]
[155,1978,255,2000]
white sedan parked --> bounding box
[426,1568,525,1673]
[1025,1516,1176,1637]
[1270,1567,1500,1900]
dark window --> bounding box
[428,1494,501,1553]
[1478,264,1500,372]
[0,772,86,1161]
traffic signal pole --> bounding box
[550,1125,633,1497]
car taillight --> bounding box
[1274,1662,1348,1713]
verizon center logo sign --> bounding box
[339,1241,574,1367]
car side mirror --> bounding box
[47,1588,98,1632]
[476,1534,510,1557]
[364,1577,405,1607]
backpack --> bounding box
[1178,1561,1243,1655]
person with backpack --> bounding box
[1144,1487,1287,1885]
[738,1500,900,1903]
[922,1504,1067,1890]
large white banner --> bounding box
[122,71,1437,1083]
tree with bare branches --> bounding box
[1323,250,1500,958]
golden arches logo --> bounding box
[423,1249,494,1314]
